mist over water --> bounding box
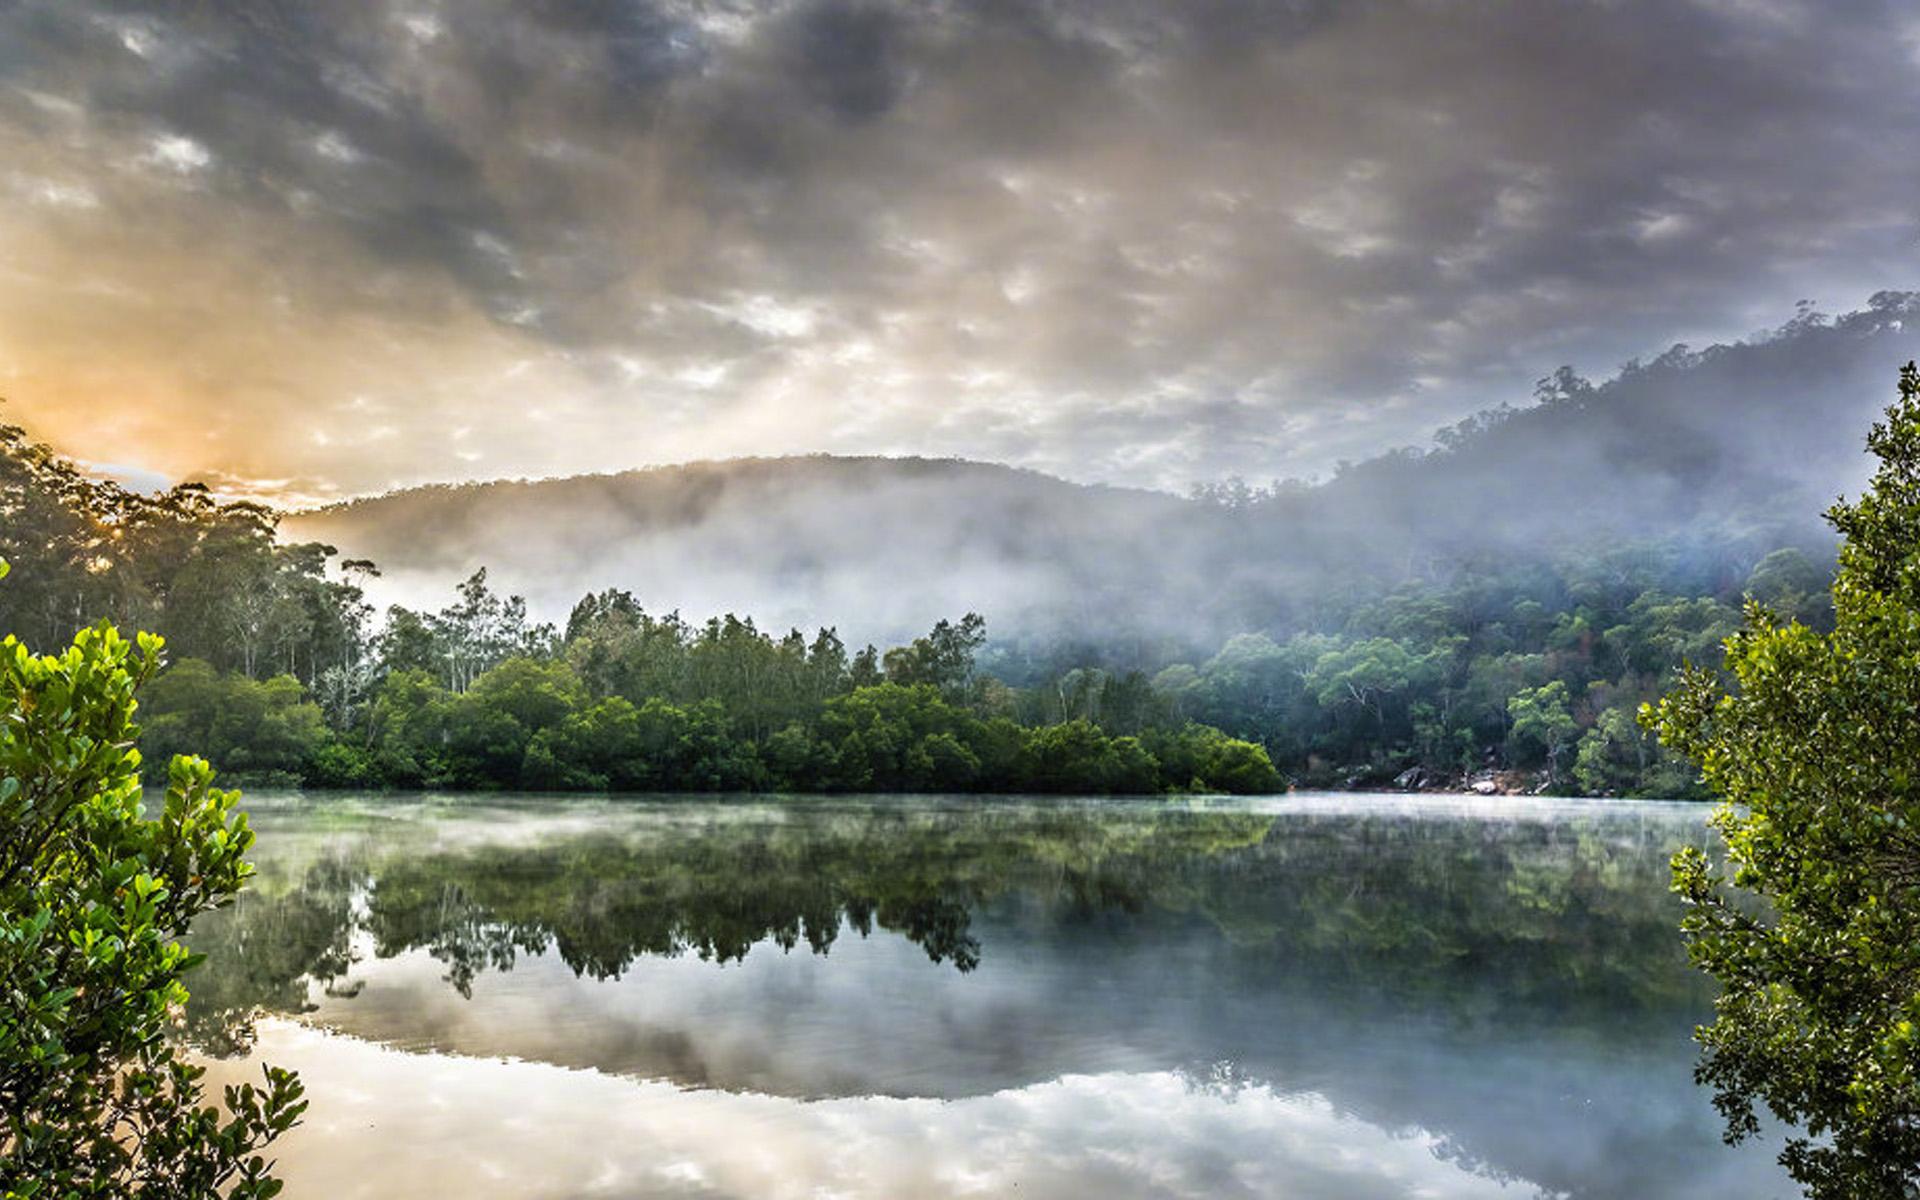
[185,793,1795,1199]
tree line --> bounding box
[1139,539,1830,795]
[0,417,1280,795]
[977,535,1831,797]
[138,574,1282,795]
[0,417,376,686]
[1,410,1835,798]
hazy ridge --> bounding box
[287,295,1920,644]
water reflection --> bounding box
[184,794,1793,1199]
[205,1022,1524,1200]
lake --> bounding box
[183,792,1795,1199]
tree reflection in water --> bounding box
[178,796,1774,1200]
[184,797,1699,1048]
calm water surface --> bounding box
[184,793,1795,1199]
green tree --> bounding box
[1190,731,1284,794]
[1507,681,1578,785]
[1572,704,1647,795]
[525,696,647,791]
[848,644,884,689]
[1098,670,1164,736]
[1140,724,1283,794]
[631,698,759,790]
[1649,364,1920,1198]
[138,660,330,785]
[823,683,988,791]
[0,562,304,1196]
[1744,547,1832,627]
[881,613,987,700]
[1016,720,1159,794]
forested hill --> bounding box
[288,295,1920,645]
[6,298,1916,797]
[286,457,1210,646]
[1247,293,1920,565]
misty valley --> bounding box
[10,298,1917,806]
[5,298,1920,1199]
[7,3,1920,1195]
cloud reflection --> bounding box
[206,1020,1521,1200]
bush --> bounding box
[0,563,304,1195]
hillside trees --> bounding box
[0,423,372,687]
[881,613,987,699]
[0,395,1842,798]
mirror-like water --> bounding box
[184,793,1794,1199]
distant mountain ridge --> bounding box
[286,294,1920,645]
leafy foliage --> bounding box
[349,660,1276,795]
[0,560,303,1197]
[1649,364,1920,1198]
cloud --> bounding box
[0,0,1914,498]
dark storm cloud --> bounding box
[0,0,1914,497]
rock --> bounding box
[1393,767,1427,791]
[1470,779,1500,796]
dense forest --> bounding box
[0,419,1278,795]
[4,377,1840,797]
[994,534,1833,796]
[19,301,1903,797]
[215,297,1918,799]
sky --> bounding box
[0,0,1915,504]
